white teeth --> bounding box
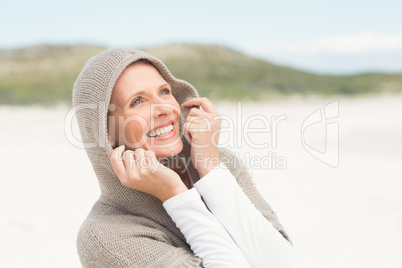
[148,123,173,138]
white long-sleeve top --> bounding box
[163,162,293,268]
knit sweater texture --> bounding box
[72,48,291,267]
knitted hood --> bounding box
[73,48,204,235]
[73,48,289,265]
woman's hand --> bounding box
[182,97,222,178]
[109,146,188,202]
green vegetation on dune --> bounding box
[1,43,401,105]
[144,44,402,98]
[0,44,106,105]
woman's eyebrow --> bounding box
[158,83,170,90]
[126,83,171,102]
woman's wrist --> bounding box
[196,156,221,178]
[159,183,188,203]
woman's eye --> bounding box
[132,98,141,106]
[131,89,169,107]
[161,89,170,95]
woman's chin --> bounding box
[153,140,183,159]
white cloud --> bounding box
[246,33,402,74]
[253,33,402,55]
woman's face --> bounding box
[108,62,183,160]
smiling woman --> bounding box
[73,48,293,268]
[107,60,184,160]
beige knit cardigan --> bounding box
[73,48,291,267]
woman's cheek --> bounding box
[124,120,147,146]
[171,99,181,113]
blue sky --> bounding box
[1,0,402,74]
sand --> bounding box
[1,94,401,267]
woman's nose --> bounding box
[151,102,173,118]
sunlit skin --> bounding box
[108,61,183,161]
[107,61,222,202]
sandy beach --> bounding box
[1,94,401,268]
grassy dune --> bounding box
[1,43,401,105]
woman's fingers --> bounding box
[182,97,218,114]
[108,144,186,201]
[187,106,207,117]
[122,149,134,171]
[182,122,192,144]
[145,150,158,173]
[182,116,201,144]
[134,148,146,169]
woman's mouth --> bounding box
[146,123,175,140]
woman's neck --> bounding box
[160,156,192,189]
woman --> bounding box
[73,48,293,267]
